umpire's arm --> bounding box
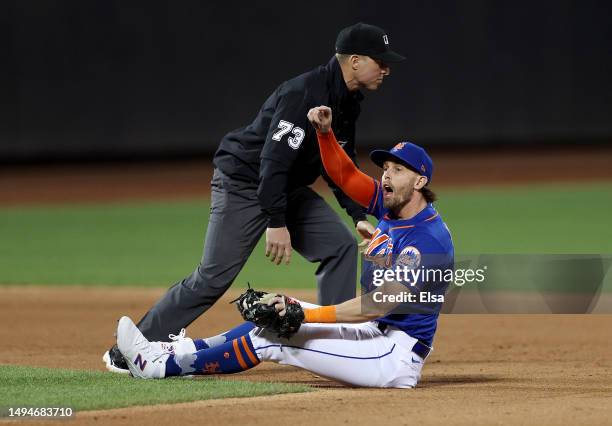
[258,89,311,265]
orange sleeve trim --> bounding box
[240,336,259,365]
[232,338,248,370]
[369,233,389,248]
[304,306,337,323]
[425,212,439,221]
[317,130,376,208]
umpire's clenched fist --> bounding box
[307,106,333,133]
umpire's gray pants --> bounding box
[137,169,357,340]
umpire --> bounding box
[104,22,405,372]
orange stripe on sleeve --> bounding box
[368,233,388,248]
[240,336,259,365]
[317,130,376,208]
[232,338,248,370]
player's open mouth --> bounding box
[383,183,394,198]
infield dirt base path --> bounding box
[1,286,611,425]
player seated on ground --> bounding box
[116,107,454,388]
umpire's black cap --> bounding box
[335,23,405,63]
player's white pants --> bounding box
[249,302,425,388]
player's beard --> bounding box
[383,186,414,216]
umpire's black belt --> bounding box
[376,322,432,359]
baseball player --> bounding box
[104,22,406,374]
[114,107,454,388]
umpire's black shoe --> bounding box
[102,344,129,374]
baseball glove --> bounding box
[231,284,304,339]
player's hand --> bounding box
[265,227,292,265]
[307,106,333,133]
[356,220,375,253]
[266,295,287,317]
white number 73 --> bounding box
[272,120,305,150]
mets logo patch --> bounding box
[396,246,421,269]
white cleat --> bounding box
[116,316,171,379]
[103,329,194,375]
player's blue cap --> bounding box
[369,142,434,184]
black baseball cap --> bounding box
[336,23,405,63]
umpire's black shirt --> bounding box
[213,57,367,228]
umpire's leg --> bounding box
[137,170,268,341]
[287,187,357,304]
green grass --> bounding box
[0,200,319,287]
[1,183,611,287]
[437,183,612,253]
[0,365,310,412]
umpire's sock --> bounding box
[166,332,260,376]
[192,322,256,350]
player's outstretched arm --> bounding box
[301,280,406,323]
[307,106,376,208]
[249,281,407,337]
[267,280,405,324]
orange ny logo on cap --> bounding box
[393,142,406,151]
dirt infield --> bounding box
[2,148,612,424]
[1,286,611,425]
